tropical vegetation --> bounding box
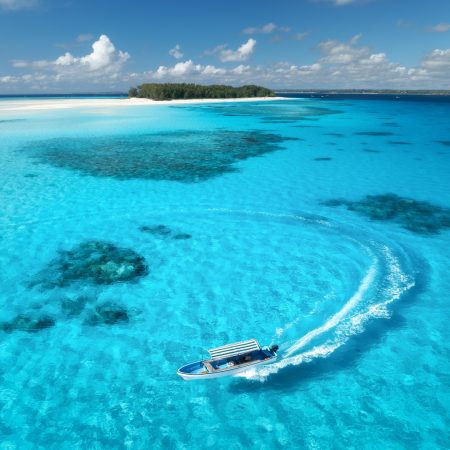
[128,83,274,100]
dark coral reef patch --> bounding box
[322,193,450,235]
[434,140,450,147]
[139,225,172,236]
[61,296,136,327]
[35,240,149,287]
[313,157,332,161]
[173,233,192,240]
[25,130,296,182]
[85,302,130,326]
[190,103,343,124]
[139,224,192,240]
[1,314,55,333]
[354,131,395,137]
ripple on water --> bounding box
[0,208,418,447]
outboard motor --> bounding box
[270,344,279,354]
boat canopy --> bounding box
[208,339,261,360]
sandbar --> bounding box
[0,96,288,112]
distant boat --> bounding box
[177,339,278,380]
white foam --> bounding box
[237,342,340,380]
[275,317,300,339]
[283,261,378,358]
[239,243,415,382]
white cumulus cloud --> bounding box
[318,35,368,64]
[2,35,130,91]
[419,49,450,76]
[242,23,290,34]
[218,38,256,62]
[169,44,183,59]
[154,60,225,78]
[231,64,251,75]
[75,34,129,71]
[2,33,450,91]
[12,35,129,78]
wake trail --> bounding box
[283,260,377,358]
[238,242,414,382]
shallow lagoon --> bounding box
[0,96,449,448]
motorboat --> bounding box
[177,339,278,380]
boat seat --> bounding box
[204,361,214,373]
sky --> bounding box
[0,0,449,93]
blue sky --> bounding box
[0,0,449,92]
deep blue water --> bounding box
[279,92,450,103]
[0,95,449,448]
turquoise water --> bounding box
[0,96,449,448]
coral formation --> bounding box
[323,193,450,234]
[26,130,297,182]
[35,241,148,287]
[85,302,130,326]
[1,314,55,333]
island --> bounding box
[128,83,275,100]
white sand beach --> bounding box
[0,96,288,112]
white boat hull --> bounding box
[177,355,276,380]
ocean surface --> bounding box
[0,95,449,449]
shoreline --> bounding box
[0,96,288,112]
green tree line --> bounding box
[128,83,274,100]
